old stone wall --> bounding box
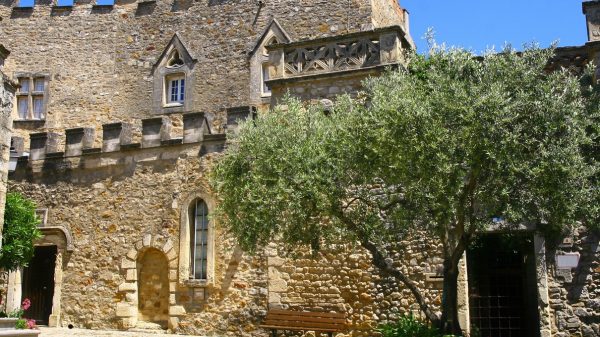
[547,228,600,337]
[0,48,16,248]
[0,0,406,145]
[6,120,268,335]
[266,238,446,337]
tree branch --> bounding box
[333,207,439,323]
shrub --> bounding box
[14,319,26,330]
[0,192,42,271]
[377,315,443,337]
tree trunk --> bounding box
[440,259,463,336]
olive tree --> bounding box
[210,46,598,335]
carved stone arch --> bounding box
[178,191,216,285]
[116,234,185,331]
[152,33,196,114]
[249,18,292,107]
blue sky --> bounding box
[401,0,588,53]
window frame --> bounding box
[165,74,185,106]
[14,73,49,121]
[190,199,209,280]
[178,194,215,287]
[261,62,272,97]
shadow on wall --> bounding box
[220,246,244,295]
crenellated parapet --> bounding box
[9,107,255,181]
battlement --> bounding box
[9,107,255,177]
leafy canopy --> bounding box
[210,46,598,256]
[0,192,42,271]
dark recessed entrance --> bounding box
[22,245,56,325]
[467,234,540,337]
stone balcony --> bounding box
[265,25,412,102]
[267,25,411,83]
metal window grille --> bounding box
[191,200,209,280]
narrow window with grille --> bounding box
[190,199,209,280]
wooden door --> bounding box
[21,245,56,325]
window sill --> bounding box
[182,279,211,288]
[13,119,46,129]
[13,119,45,122]
[163,103,184,108]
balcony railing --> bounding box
[266,26,410,81]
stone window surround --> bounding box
[152,38,195,114]
[14,72,50,121]
[249,19,291,106]
[178,192,215,288]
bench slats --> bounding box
[262,325,342,332]
[267,309,346,319]
[263,320,344,329]
[261,310,346,333]
[265,314,345,324]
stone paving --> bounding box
[38,327,206,337]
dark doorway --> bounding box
[467,234,540,337]
[22,245,56,325]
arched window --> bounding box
[189,199,209,280]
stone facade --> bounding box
[0,1,599,337]
[6,115,269,335]
[0,45,16,248]
[0,0,408,144]
[547,227,600,337]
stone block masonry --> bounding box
[0,0,407,145]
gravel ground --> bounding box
[38,327,205,337]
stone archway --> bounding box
[116,234,185,330]
[137,248,169,329]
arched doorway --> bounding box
[137,248,169,329]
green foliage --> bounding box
[0,193,42,271]
[14,319,26,330]
[377,315,443,337]
[211,45,597,254]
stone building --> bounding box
[0,45,17,248]
[0,0,598,336]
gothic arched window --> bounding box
[189,199,209,280]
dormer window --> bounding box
[249,19,291,105]
[167,50,184,68]
[152,34,196,113]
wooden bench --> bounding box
[261,309,346,337]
